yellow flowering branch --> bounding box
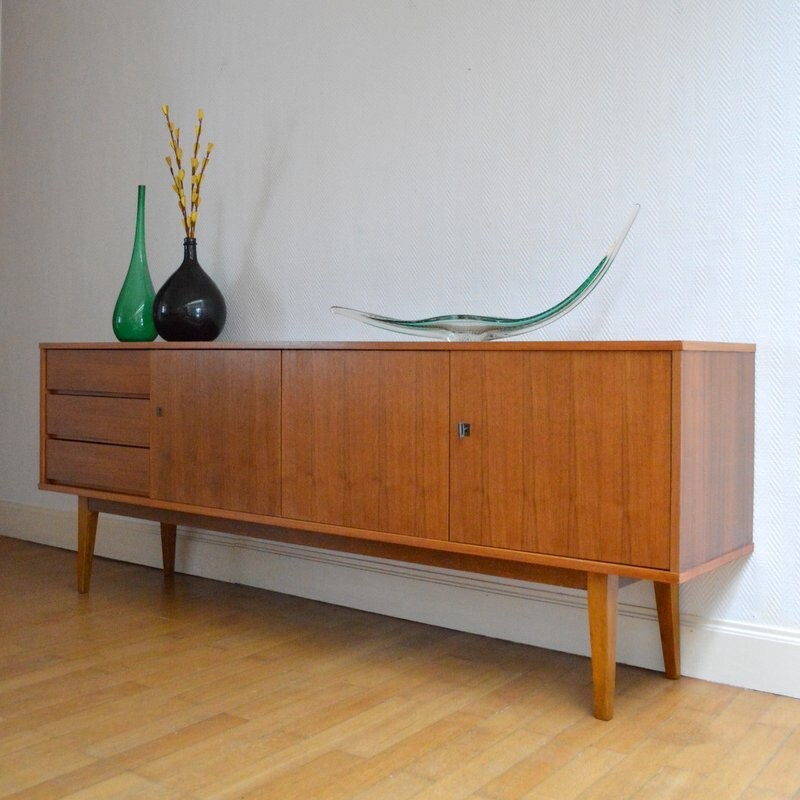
[161,105,214,238]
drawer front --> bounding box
[47,395,149,446]
[46,350,150,395]
[45,440,149,495]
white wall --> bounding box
[1,0,798,697]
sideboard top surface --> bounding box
[40,341,756,352]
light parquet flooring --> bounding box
[0,535,798,799]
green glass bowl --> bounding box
[332,205,639,342]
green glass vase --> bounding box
[112,185,157,341]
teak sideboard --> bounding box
[39,341,755,720]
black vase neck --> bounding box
[183,237,198,262]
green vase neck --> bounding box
[130,185,147,267]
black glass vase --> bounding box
[153,238,226,341]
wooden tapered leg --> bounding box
[76,496,98,594]
[587,572,619,721]
[160,523,177,577]
[654,581,681,679]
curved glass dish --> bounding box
[332,204,639,342]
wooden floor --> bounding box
[0,536,798,800]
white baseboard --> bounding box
[2,499,798,699]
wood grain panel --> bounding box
[46,349,150,395]
[281,350,449,539]
[45,440,149,495]
[450,351,672,568]
[150,350,281,516]
[39,346,47,486]
[675,351,755,571]
[47,395,149,446]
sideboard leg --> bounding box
[587,572,619,721]
[160,523,177,577]
[76,496,98,594]
[654,581,681,679]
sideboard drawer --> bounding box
[47,395,149,446]
[45,440,149,495]
[46,350,150,395]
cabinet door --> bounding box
[282,350,449,539]
[450,351,672,568]
[150,350,281,516]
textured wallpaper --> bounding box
[1,0,799,634]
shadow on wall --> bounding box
[215,121,295,340]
